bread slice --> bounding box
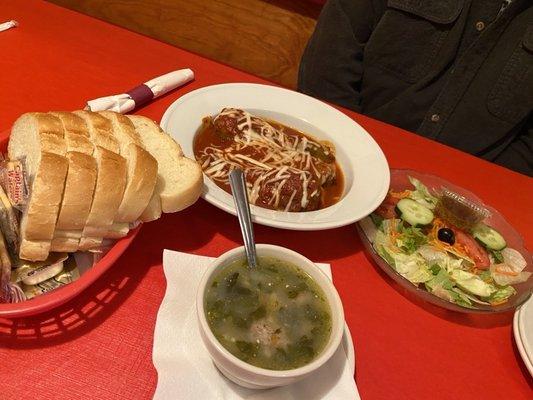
[71,111,127,250]
[73,110,120,153]
[50,111,154,251]
[105,222,130,238]
[49,112,98,252]
[51,111,94,154]
[79,146,127,250]
[140,191,162,222]
[98,111,142,149]
[18,153,68,261]
[99,111,157,223]
[8,113,68,261]
[50,152,97,251]
[8,113,66,175]
[126,115,202,222]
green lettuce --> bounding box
[376,244,432,284]
[489,286,517,304]
[417,245,465,272]
[490,249,504,264]
[490,248,531,286]
[450,270,497,298]
[395,226,427,255]
[490,264,532,286]
[381,218,401,235]
[407,176,439,210]
[425,268,454,298]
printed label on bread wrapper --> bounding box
[22,257,80,299]
[0,156,30,211]
[0,185,20,262]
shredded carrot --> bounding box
[429,218,470,260]
[387,219,402,248]
[495,267,518,276]
[389,190,411,199]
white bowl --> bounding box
[196,244,345,389]
[161,83,390,231]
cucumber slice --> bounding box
[396,198,434,226]
[472,224,506,250]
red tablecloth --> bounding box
[0,1,532,399]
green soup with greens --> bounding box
[205,257,332,370]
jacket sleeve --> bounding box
[298,0,386,112]
[493,114,533,177]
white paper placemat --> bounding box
[152,249,360,399]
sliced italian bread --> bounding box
[51,111,94,154]
[73,111,127,250]
[79,146,127,250]
[8,113,69,261]
[8,113,66,175]
[50,111,156,251]
[18,153,69,260]
[50,151,98,252]
[50,112,98,252]
[99,111,157,223]
[126,115,202,222]
[73,110,120,153]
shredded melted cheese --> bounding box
[197,108,335,211]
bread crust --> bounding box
[73,110,120,153]
[115,143,157,222]
[126,115,202,218]
[19,239,51,262]
[161,157,203,213]
[99,111,141,149]
[140,192,162,222]
[99,112,157,223]
[55,151,97,230]
[33,113,67,156]
[51,111,94,155]
[22,152,69,240]
[80,146,127,242]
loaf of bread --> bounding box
[7,111,203,261]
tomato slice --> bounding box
[375,194,401,219]
[452,228,490,269]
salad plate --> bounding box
[161,83,390,230]
[357,169,532,313]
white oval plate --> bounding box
[161,83,390,230]
[513,295,533,376]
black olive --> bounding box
[438,228,455,245]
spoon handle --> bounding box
[229,169,257,268]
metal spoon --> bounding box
[229,168,257,268]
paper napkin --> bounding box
[152,249,360,400]
[86,69,194,113]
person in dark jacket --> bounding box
[298,0,532,176]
